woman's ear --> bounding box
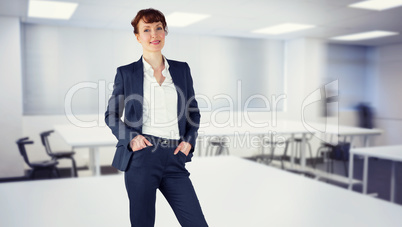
[135,33,141,43]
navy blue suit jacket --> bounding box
[105,57,200,171]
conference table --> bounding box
[1,156,401,227]
[349,145,402,202]
[198,121,382,170]
[54,125,116,176]
[54,121,382,177]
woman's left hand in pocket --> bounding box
[174,141,191,156]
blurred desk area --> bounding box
[349,145,402,203]
[51,120,383,179]
[198,119,383,187]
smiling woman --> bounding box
[104,8,209,227]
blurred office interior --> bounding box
[1,1,402,225]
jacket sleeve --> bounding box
[104,67,139,150]
[183,63,201,153]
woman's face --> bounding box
[136,19,166,54]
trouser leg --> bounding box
[159,150,208,227]
[124,146,163,227]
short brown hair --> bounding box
[131,8,168,35]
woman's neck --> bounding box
[143,52,164,70]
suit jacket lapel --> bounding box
[131,57,144,128]
[168,59,185,131]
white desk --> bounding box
[349,145,402,202]
[322,124,383,146]
[199,121,314,170]
[1,156,401,227]
[54,125,116,176]
[55,121,313,176]
[199,121,382,171]
[54,121,382,177]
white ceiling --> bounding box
[1,0,402,46]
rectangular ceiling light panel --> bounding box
[28,0,78,20]
[252,23,315,35]
[166,12,210,27]
[331,30,399,41]
[349,0,402,11]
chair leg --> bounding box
[307,143,315,169]
[316,146,325,167]
[281,140,290,169]
[70,157,78,177]
[216,146,223,156]
[48,168,53,178]
[341,148,348,176]
[53,167,60,178]
[28,169,36,179]
[326,152,330,173]
[206,144,212,156]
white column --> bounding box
[284,38,326,121]
[284,38,326,170]
[0,16,24,178]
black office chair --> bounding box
[40,130,78,177]
[316,142,349,176]
[16,137,60,179]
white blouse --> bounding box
[141,57,180,139]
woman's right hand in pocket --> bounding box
[130,135,153,152]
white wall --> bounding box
[326,44,370,110]
[284,38,326,122]
[23,24,285,115]
[369,43,402,145]
[0,16,24,177]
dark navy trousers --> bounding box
[124,135,208,227]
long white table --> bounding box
[54,125,117,176]
[198,121,313,169]
[320,124,383,147]
[54,122,313,176]
[349,145,402,202]
[54,121,382,176]
[199,121,382,171]
[1,156,401,227]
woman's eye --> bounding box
[157,27,163,30]
[144,29,149,32]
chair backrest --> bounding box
[40,130,54,156]
[16,137,34,167]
